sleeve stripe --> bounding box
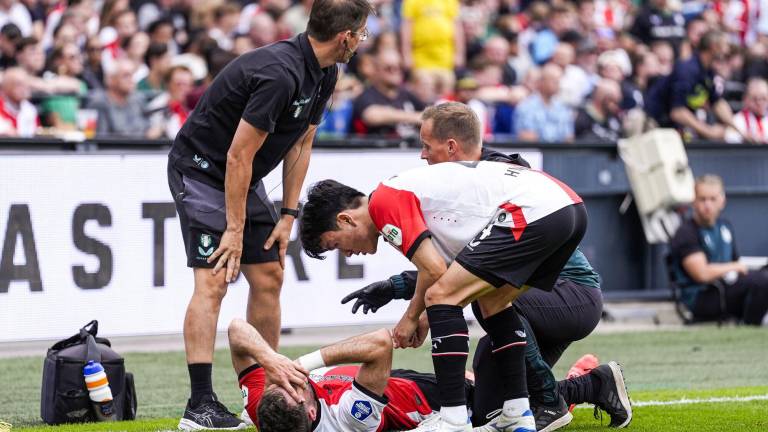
[237,363,262,381]
[405,230,432,260]
[352,380,389,405]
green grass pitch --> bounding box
[2,326,767,431]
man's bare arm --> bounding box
[682,252,748,284]
[228,318,308,402]
[310,329,393,396]
[361,106,422,127]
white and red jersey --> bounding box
[728,109,768,143]
[239,365,433,432]
[368,161,582,262]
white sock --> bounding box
[441,405,469,425]
[502,398,530,417]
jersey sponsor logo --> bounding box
[291,97,312,118]
[192,154,210,169]
[198,234,214,257]
[350,400,373,422]
[381,224,403,247]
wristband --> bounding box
[296,350,325,371]
[390,274,410,299]
[280,207,300,218]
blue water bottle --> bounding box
[83,361,116,421]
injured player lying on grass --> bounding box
[226,319,631,432]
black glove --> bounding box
[341,279,395,314]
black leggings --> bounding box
[693,269,768,325]
[470,281,603,422]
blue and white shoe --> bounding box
[473,409,537,432]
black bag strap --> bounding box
[85,333,102,363]
[49,320,101,353]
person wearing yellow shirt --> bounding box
[401,0,465,97]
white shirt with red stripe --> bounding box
[239,365,433,431]
[368,161,582,263]
[729,109,768,143]
[0,97,38,137]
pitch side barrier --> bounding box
[1,137,766,341]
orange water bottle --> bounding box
[83,361,116,421]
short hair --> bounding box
[164,64,192,85]
[144,42,168,67]
[421,102,482,153]
[147,17,174,36]
[257,389,310,432]
[214,3,240,20]
[16,36,38,52]
[699,30,726,53]
[695,174,724,193]
[1,23,21,42]
[299,180,365,259]
[306,0,375,42]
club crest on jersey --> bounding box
[381,224,403,246]
[198,234,214,257]
[351,400,373,422]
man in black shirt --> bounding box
[167,1,374,429]
[629,0,686,53]
[351,49,425,137]
[669,174,768,325]
[574,79,623,142]
[645,31,738,141]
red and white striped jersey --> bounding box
[239,365,433,431]
[368,161,582,262]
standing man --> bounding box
[167,1,375,429]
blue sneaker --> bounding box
[473,409,536,432]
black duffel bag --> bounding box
[40,320,137,425]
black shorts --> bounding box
[455,203,587,290]
[167,161,280,268]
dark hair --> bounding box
[257,389,311,432]
[16,36,39,52]
[1,23,21,42]
[147,17,174,36]
[306,0,375,42]
[145,42,168,67]
[299,180,365,259]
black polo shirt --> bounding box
[169,33,338,189]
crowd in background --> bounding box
[1,0,768,143]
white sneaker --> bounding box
[407,415,472,431]
[474,409,536,432]
[239,409,253,426]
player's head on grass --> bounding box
[307,0,376,63]
[257,386,316,432]
[300,180,379,259]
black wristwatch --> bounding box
[280,207,300,218]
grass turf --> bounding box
[1,326,767,431]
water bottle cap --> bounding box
[83,360,104,375]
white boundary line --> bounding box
[576,394,768,408]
